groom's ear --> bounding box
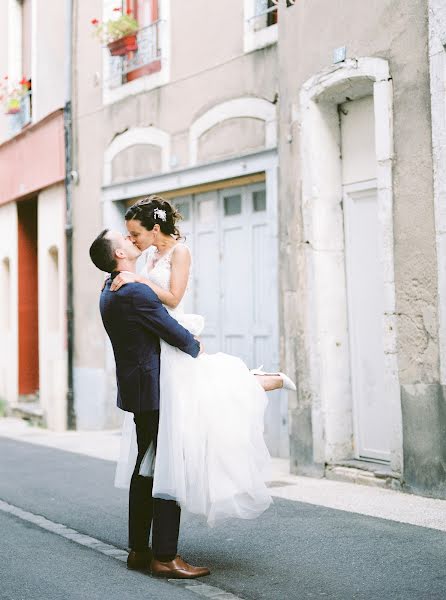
[115,247,126,259]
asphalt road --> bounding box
[2,437,446,600]
[0,510,196,600]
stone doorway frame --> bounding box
[299,57,402,473]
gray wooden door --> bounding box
[172,182,287,456]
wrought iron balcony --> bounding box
[108,21,163,88]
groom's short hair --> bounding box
[89,229,117,273]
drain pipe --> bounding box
[64,0,76,429]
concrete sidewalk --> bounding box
[2,417,446,534]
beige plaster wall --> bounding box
[170,0,244,81]
[279,0,437,395]
[32,0,66,121]
[73,0,278,378]
[197,117,265,163]
[0,0,10,144]
[278,0,437,476]
[37,183,67,431]
[101,50,278,147]
[111,144,162,183]
[0,201,18,407]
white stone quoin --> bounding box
[428,1,446,385]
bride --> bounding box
[111,195,295,526]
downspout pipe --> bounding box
[64,0,75,429]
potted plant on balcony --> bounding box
[0,76,31,115]
[91,8,139,56]
[6,97,20,114]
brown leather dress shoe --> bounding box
[127,549,153,571]
[150,555,210,579]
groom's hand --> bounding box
[110,271,139,291]
[194,336,204,355]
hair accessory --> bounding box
[153,208,167,222]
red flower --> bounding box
[126,8,132,15]
[113,7,122,11]
[91,18,99,25]
[19,76,28,86]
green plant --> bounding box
[0,397,6,418]
[91,7,139,44]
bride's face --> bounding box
[126,219,156,251]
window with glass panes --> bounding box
[254,0,278,28]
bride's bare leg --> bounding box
[254,374,284,392]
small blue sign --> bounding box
[333,46,347,64]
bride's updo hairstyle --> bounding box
[125,195,183,239]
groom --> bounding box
[89,229,210,579]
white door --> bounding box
[171,182,287,456]
[343,183,391,462]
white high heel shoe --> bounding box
[250,365,297,392]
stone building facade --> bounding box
[0,0,68,430]
[280,0,442,496]
[74,0,287,456]
[2,0,446,497]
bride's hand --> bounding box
[101,276,110,291]
[110,271,139,292]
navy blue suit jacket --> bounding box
[100,272,200,413]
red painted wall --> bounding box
[18,199,39,395]
[0,110,64,206]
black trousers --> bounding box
[128,410,181,559]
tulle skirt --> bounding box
[115,314,272,526]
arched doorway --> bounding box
[300,58,402,472]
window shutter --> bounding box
[124,0,161,83]
[150,0,159,22]
[129,0,158,26]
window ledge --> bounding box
[244,23,278,53]
[102,64,169,105]
[101,17,171,106]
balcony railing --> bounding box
[248,1,278,32]
[108,21,163,88]
[8,91,32,137]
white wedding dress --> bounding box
[115,244,273,526]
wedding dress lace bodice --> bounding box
[144,244,188,317]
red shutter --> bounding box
[125,0,136,16]
[126,0,161,82]
[125,0,158,23]
[150,0,159,22]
